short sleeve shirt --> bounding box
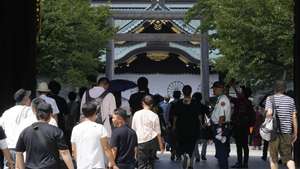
[16,122,68,169]
[211,95,231,124]
[265,94,296,134]
[71,120,108,169]
[110,125,138,165]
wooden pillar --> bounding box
[201,32,210,103]
[105,17,115,80]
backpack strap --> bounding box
[85,88,110,103]
[271,96,281,133]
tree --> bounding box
[186,0,294,89]
[37,0,114,87]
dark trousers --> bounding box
[212,124,230,169]
[262,140,269,159]
[117,163,136,169]
[233,128,249,165]
[137,138,158,169]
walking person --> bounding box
[167,91,181,161]
[15,102,74,169]
[80,77,116,138]
[265,81,298,169]
[131,95,164,169]
[210,81,231,169]
[48,80,68,134]
[173,85,200,169]
[71,102,118,169]
[111,108,138,169]
[129,77,151,115]
[252,106,264,150]
[37,82,60,123]
[0,89,32,169]
[191,92,211,162]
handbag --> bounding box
[259,96,281,141]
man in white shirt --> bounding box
[80,77,116,138]
[0,89,32,169]
[210,81,231,169]
[21,97,58,128]
[131,95,164,169]
[36,82,60,123]
[71,102,118,169]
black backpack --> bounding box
[85,89,110,125]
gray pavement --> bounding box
[154,144,287,169]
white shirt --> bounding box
[71,120,108,169]
[131,109,161,144]
[211,95,231,124]
[0,105,32,148]
[39,94,60,115]
[80,87,116,137]
[21,111,58,129]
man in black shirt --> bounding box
[111,108,138,169]
[129,77,150,115]
[15,102,74,169]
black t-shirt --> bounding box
[174,100,200,139]
[129,91,149,114]
[110,125,138,165]
[16,122,68,169]
[0,127,6,140]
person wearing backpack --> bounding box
[80,77,116,138]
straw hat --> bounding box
[36,82,51,92]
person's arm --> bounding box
[111,147,118,161]
[265,97,273,118]
[100,137,119,169]
[157,134,165,154]
[59,149,74,169]
[2,148,14,169]
[71,143,77,160]
[15,152,25,169]
[292,112,298,144]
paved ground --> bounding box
[154,144,287,169]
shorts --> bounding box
[269,134,293,164]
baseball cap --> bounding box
[14,89,31,102]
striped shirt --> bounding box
[265,94,296,134]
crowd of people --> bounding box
[0,77,298,169]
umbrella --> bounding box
[109,79,137,92]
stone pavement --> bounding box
[154,144,287,169]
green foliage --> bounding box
[187,0,294,89]
[37,0,114,87]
